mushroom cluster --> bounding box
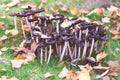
[10,6,108,64]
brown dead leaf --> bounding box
[109,30,120,35]
[102,76,110,80]
[108,71,118,77]
[31,40,38,52]
[42,0,48,4]
[66,71,79,80]
[107,60,120,71]
[0,39,2,45]
[50,8,58,14]
[25,52,36,62]
[60,5,68,13]
[112,35,120,40]
[70,8,78,15]
[15,54,25,60]
[28,78,34,80]
[96,52,107,62]
[11,47,29,53]
[24,25,30,33]
[44,72,54,78]
[0,22,5,29]
[58,67,68,78]
[11,60,24,68]
[0,76,18,80]
[94,8,104,15]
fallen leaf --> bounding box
[31,40,38,52]
[78,69,91,80]
[25,52,36,62]
[108,71,118,77]
[107,6,118,12]
[6,0,20,7]
[107,60,120,71]
[66,71,79,80]
[70,8,78,15]
[0,35,7,40]
[0,22,5,29]
[15,54,25,60]
[58,67,68,78]
[0,47,8,51]
[42,0,48,4]
[102,76,110,80]
[112,35,120,40]
[0,39,2,45]
[96,52,107,62]
[60,5,68,13]
[28,78,34,80]
[94,8,104,15]
[24,25,30,33]
[50,8,58,14]
[44,72,54,78]
[109,30,120,35]
[11,60,24,68]
[61,21,72,28]
[5,29,18,36]
[102,17,110,23]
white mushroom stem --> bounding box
[59,41,68,62]
[89,27,98,57]
[21,19,27,39]
[93,66,110,70]
[56,20,60,33]
[95,70,109,79]
[14,16,18,30]
[78,30,82,59]
[100,41,105,50]
[47,45,52,64]
[82,28,89,59]
[45,47,48,62]
[89,38,94,57]
[40,48,43,64]
[67,42,73,59]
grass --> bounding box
[0,0,120,80]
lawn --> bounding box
[0,0,120,80]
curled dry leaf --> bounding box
[0,76,18,80]
[96,52,107,62]
[11,60,24,68]
[44,72,54,78]
[109,30,120,35]
[112,35,120,40]
[102,17,110,23]
[58,67,68,78]
[70,8,79,15]
[15,54,25,60]
[66,71,79,80]
[94,8,104,15]
[107,60,120,71]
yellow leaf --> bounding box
[78,70,91,80]
[70,8,78,15]
[96,52,107,62]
